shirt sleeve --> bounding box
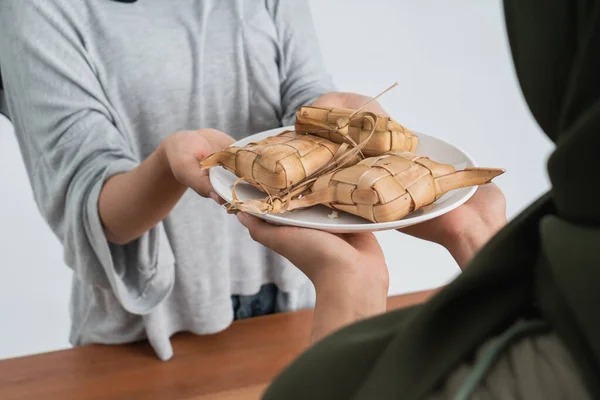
[266,0,336,125]
[0,1,174,315]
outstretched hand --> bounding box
[237,213,389,342]
[399,183,507,268]
[237,213,388,288]
[161,129,234,202]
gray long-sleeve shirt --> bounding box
[0,0,333,360]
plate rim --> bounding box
[209,125,478,232]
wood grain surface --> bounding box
[0,289,438,400]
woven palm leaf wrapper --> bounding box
[230,151,504,223]
[199,130,362,195]
[295,106,418,157]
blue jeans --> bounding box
[231,283,279,320]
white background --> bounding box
[0,0,553,359]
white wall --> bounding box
[0,0,553,359]
[0,116,74,358]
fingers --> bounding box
[237,213,335,259]
[181,165,223,204]
[206,190,225,204]
[238,213,365,282]
[166,129,234,205]
[184,171,213,198]
[238,213,376,261]
[341,232,382,254]
[188,174,226,204]
[191,130,233,203]
[237,213,292,255]
[474,182,498,196]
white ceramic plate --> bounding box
[209,126,477,233]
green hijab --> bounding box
[262,0,600,398]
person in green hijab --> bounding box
[236,0,600,398]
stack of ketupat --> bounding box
[201,96,503,223]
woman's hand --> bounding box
[160,129,235,202]
[100,129,234,245]
[399,183,507,268]
[237,213,389,342]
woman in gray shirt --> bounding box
[0,0,389,360]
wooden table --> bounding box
[0,290,437,400]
